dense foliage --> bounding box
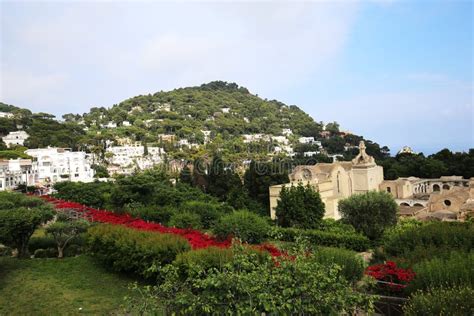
[312,246,365,283]
[46,217,90,258]
[213,210,270,244]
[270,226,370,251]
[126,244,374,315]
[408,252,474,293]
[339,191,398,240]
[0,192,54,258]
[403,286,474,316]
[275,182,325,229]
[87,224,190,280]
[383,221,474,259]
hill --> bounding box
[0,81,388,161]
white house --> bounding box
[304,151,320,157]
[271,136,289,145]
[106,145,165,170]
[282,128,293,136]
[25,147,95,184]
[122,121,131,127]
[298,137,315,144]
[0,112,14,119]
[178,139,189,147]
[2,131,29,148]
[221,107,231,114]
[0,159,38,191]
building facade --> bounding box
[2,131,29,148]
[25,147,94,184]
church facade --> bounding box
[269,141,384,219]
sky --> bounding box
[1,0,472,155]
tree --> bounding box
[339,191,398,240]
[207,155,242,201]
[0,192,54,258]
[179,165,193,185]
[275,182,325,229]
[46,218,89,258]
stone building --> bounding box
[269,141,384,219]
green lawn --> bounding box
[0,255,137,315]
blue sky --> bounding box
[1,0,472,154]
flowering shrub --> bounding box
[365,261,415,292]
[39,196,284,257]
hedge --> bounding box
[312,247,365,283]
[383,222,474,257]
[270,227,370,252]
[213,210,270,244]
[408,251,474,293]
[404,286,474,316]
[87,224,190,279]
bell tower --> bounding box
[351,141,384,194]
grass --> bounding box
[0,255,138,315]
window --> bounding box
[386,187,391,193]
[444,200,451,206]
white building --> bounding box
[242,134,271,143]
[0,112,14,119]
[106,145,165,170]
[304,151,320,157]
[398,146,416,155]
[178,139,189,147]
[271,136,289,145]
[122,121,131,127]
[221,107,230,114]
[282,128,293,136]
[0,159,38,191]
[201,130,211,144]
[2,131,29,148]
[298,137,315,144]
[25,147,95,184]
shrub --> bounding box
[28,236,57,253]
[213,210,270,244]
[33,248,58,258]
[0,193,54,258]
[0,245,12,257]
[125,243,374,315]
[46,220,90,258]
[127,205,177,225]
[312,247,365,283]
[173,246,234,276]
[318,218,356,233]
[408,252,474,293]
[339,191,398,240]
[275,182,325,229]
[168,212,202,229]
[87,224,190,279]
[180,201,225,229]
[404,286,474,316]
[270,227,370,252]
[383,222,474,258]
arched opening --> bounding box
[433,184,440,192]
[414,203,423,207]
[444,200,451,207]
[442,184,450,190]
[386,187,391,193]
[400,202,410,206]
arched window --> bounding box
[444,200,451,207]
[400,202,410,206]
[433,184,440,192]
[442,184,450,190]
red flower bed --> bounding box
[40,195,286,256]
[365,261,415,291]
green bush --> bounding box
[271,227,370,252]
[408,252,474,293]
[213,210,270,244]
[312,247,365,283]
[33,248,58,258]
[383,222,474,258]
[28,236,56,253]
[339,191,398,240]
[125,244,374,315]
[173,246,234,276]
[87,224,190,279]
[0,245,12,257]
[168,212,202,229]
[317,218,356,233]
[128,205,177,225]
[180,201,226,229]
[404,286,474,316]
